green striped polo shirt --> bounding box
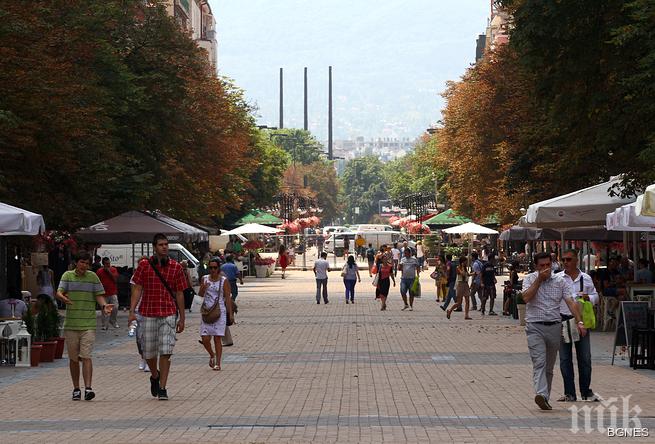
[58,270,105,330]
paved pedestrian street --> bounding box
[0,271,654,443]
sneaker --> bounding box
[401,305,409,311]
[481,311,485,316]
[158,388,168,400]
[150,375,160,397]
[409,307,413,311]
[317,301,320,304]
[84,387,95,401]
[535,394,552,410]
[557,394,576,402]
[72,388,81,401]
[101,326,108,331]
[139,359,147,371]
[440,305,446,311]
[582,393,601,402]
[113,323,120,329]
[489,311,497,316]
[346,300,349,304]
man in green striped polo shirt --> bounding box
[56,250,113,401]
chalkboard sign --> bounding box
[611,301,650,365]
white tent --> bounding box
[222,223,280,235]
[443,222,498,235]
[0,202,45,236]
[525,176,636,228]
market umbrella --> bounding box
[423,209,472,227]
[637,184,655,216]
[0,202,46,236]
[443,222,498,235]
[499,226,560,241]
[222,223,281,235]
[525,176,636,228]
[234,210,283,226]
[75,211,195,243]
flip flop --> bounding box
[213,364,221,371]
[209,356,215,369]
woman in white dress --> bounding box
[198,258,233,371]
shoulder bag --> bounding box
[200,277,222,324]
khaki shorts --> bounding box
[64,329,96,361]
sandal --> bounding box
[213,363,221,371]
[209,356,216,369]
[464,317,473,320]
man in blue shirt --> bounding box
[220,255,240,301]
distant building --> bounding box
[476,0,510,61]
[164,0,218,68]
[333,137,416,164]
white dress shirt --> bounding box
[560,269,599,316]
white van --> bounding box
[355,230,405,251]
[324,231,356,255]
[322,225,348,237]
[356,224,394,232]
[95,243,200,285]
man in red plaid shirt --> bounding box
[129,233,186,400]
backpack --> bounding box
[366,247,375,260]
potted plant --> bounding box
[515,292,527,326]
[22,308,42,367]
[254,255,275,278]
[33,298,58,362]
[46,306,65,359]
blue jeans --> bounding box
[316,278,328,303]
[559,329,592,399]
[344,279,356,301]
[400,278,414,297]
[441,281,456,308]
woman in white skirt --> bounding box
[198,258,234,371]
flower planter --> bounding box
[50,337,65,359]
[30,345,43,367]
[517,304,526,326]
[267,264,275,276]
[255,265,269,278]
[34,341,57,362]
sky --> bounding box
[209,1,490,141]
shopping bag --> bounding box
[372,274,379,287]
[579,299,596,329]
[410,276,421,298]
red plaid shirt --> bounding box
[132,257,187,317]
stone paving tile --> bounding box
[0,271,653,443]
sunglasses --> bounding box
[208,266,219,269]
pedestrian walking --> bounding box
[391,243,401,276]
[469,252,483,311]
[341,255,361,304]
[374,254,395,311]
[36,265,55,301]
[56,250,113,401]
[316,233,325,257]
[365,243,376,277]
[313,252,330,304]
[96,257,120,329]
[447,256,472,320]
[440,254,458,311]
[220,255,241,302]
[198,258,234,371]
[522,252,585,410]
[557,249,600,402]
[278,244,289,279]
[416,241,425,270]
[128,233,187,401]
[480,256,497,315]
[399,248,420,311]
[432,255,447,302]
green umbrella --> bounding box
[234,210,283,226]
[423,209,472,227]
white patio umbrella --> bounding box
[0,202,45,235]
[222,223,281,235]
[637,184,655,216]
[443,222,498,235]
[525,176,635,228]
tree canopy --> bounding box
[341,156,387,224]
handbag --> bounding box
[429,271,438,280]
[576,276,596,329]
[341,265,348,278]
[372,273,379,287]
[561,317,580,343]
[200,278,223,324]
